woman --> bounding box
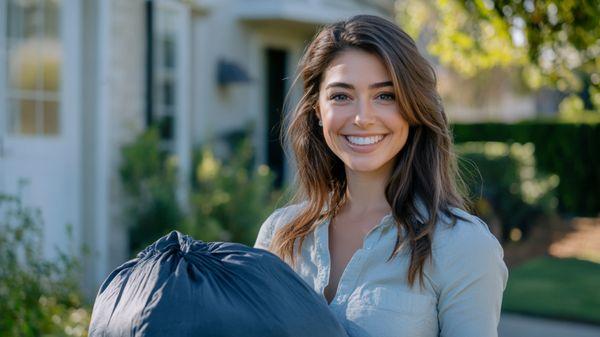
[254,15,508,337]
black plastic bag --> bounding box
[88,231,349,337]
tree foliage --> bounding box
[396,0,600,97]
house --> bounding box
[0,0,396,298]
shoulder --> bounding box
[267,202,307,231]
[253,202,306,250]
[413,194,500,253]
[432,207,502,254]
[430,207,507,281]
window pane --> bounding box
[162,34,175,68]
[158,115,173,140]
[41,39,61,92]
[163,81,174,106]
[8,99,20,133]
[42,100,59,135]
[18,99,38,135]
[8,40,40,91]
[6,0,21,39]
[43,0,60,39]
[22,0,43,39]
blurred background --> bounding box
[0,0,598,336]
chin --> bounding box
[345,160,387,173]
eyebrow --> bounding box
[325,81,393,90]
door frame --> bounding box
[250,31,303,187]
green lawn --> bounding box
[502,256,600,324]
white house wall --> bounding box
[191,2,256,144]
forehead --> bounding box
[321,48,391,87]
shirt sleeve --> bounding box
[434,215,509,337]
[254,208,284,250]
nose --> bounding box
[353,99,376,127]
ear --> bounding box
[314,104,321,120]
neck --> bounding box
[341,162,394,216]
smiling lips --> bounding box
[344,134,386,146]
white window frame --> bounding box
[153,0,191,210]
[2,0,63,138]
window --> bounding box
[153,4,179,152]
[5,0,62,136]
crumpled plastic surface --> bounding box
[88,230,349,337]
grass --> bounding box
[502,256,600,325]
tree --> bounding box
[396,0,600,109]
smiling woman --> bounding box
[254,15,508,337]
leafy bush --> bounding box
[0,193,90,337]
[119,127,183,253]
[120,127,282,253]
[183,138,281,246]
[456,142,559,242]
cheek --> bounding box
[390,112,409,133]
[322,124,343,150]
[321,107,348,134]
[396,122,410,144]
[321,116,347,154]
[388,116,410,148]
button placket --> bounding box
[333,250,364,305]
[333,224,385,305]
[321,212,394,306]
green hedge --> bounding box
[455,142,558,242]
[452,121,600,216]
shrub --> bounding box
[0,193,90,337]
[119,127,183,253]
[456,142,559,242]
[453,121,600,216]
[183,137,282,246]
[120,127,282,252]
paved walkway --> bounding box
[499,313,600,337]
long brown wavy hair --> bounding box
[270,14,470,288]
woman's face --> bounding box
[317,48,410,175]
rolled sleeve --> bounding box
[434,216,509,337]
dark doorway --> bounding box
[265,48,288,188]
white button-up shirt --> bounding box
[254,198,508,337]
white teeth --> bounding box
[346,135,385,145]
